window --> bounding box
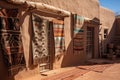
[104,29,108,38]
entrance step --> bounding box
[39,63,50,66]
[40,69,50,73]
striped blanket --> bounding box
[73,14,85,54]
[53,19,65,55]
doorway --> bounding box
[86,27,94,59]
[32,14,65,72]
[32,14,54,73]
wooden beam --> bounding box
[1,0,71,17]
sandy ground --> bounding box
[19,59,120,80]
[75,63,120,80]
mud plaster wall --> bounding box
[26,0,100,64]
[26,0,100,19]
[22,0,99,79]
[0,0,101,80]
[13,0,100,79]
[100,7,115,49]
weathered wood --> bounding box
[1,0,71,17]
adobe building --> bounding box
[0,0,118,80]
[114,15,120,45]
[99,7,116,56]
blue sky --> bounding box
[99,0,120,13]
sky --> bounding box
[99,0,120,13]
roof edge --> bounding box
[100,6,114,13]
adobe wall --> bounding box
[100,7,115,52]
[0,0,100,80]
[27,0,100,19]
[5,0,99,70]
[15,0,100,79]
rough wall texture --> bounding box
[14,0,100,79]
[26,0,100,19]
[100,7,115,51]
[0,0,117,80]
[100,7,115,28]
[21,0,100,68]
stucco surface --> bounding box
[26,0,100,19]
[100,7,115,45]
[0,0,117,80]
[100,7,115,28]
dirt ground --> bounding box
[17,59,120,80]
[75,63,120,80]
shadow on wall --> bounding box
[0,8,37,80]
[103,21,116,48]
[100,21,120,63]
[113,18,120,45]
[99,19,117,58]
[61,16,100,67]
[0,9,19,80]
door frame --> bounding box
[86,26,95,59]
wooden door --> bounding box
[86,27,94,59]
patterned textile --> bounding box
[0,17,25,75]
[0,9,18,17]
[73,14,85,54]
[74,14,84,36]
[32,14,49,65]
[53,19,65,55]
